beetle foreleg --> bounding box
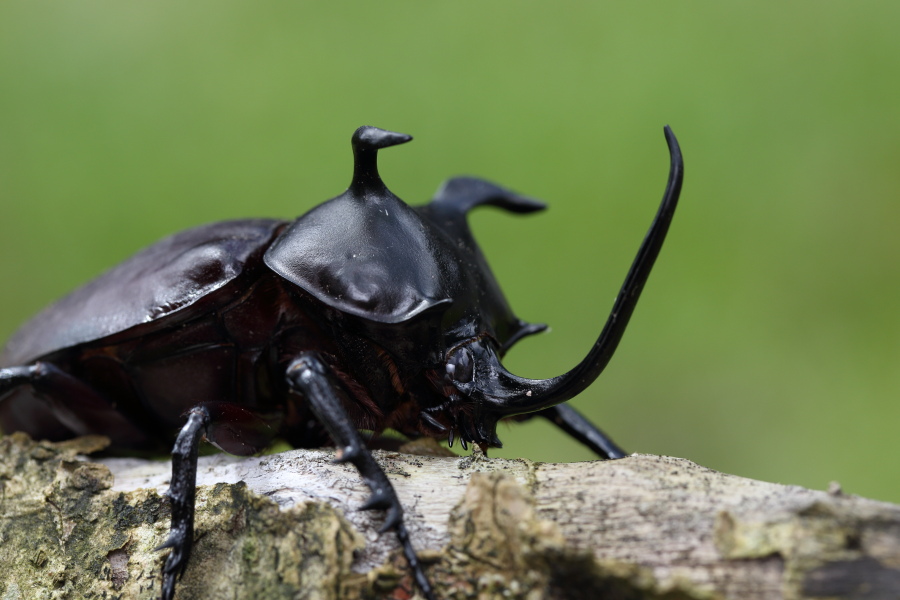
[156,406,210,600]
[534,404,628,459]
[285,352,436,600]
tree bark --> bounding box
[0,432,898,599]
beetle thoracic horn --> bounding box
[350,126,412,193]
[466,125,684,417]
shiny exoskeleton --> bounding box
[0,125,684,600]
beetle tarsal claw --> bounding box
[153,537,176,552]
[360,492,393,512]
[379,506,403,533]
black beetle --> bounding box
[0,125,683,600]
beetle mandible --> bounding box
[0,125,683,600]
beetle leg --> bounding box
[524,404,628,459]
[285,352,436,600]
[0,365,35,396]
[0,363,111,432]
[156,406,210,600]
[0,362,151,445]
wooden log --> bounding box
[0,432,897,599]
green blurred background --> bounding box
[1,4,898,503]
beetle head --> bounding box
[430,126,684,451]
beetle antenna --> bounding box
[350,126,412,195]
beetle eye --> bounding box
[447,347,474,385]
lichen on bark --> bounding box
[1,433,899,599]
[437,471,708,600]
[0,433,364,600]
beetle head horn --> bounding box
[350,126,412,195]
[447,126,684,429]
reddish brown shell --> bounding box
[1,219,283,365]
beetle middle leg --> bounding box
[285,352,436,600]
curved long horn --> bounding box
[468,125,684,416]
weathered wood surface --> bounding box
[1,432,898,599]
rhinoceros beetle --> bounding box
[0,125,683,600]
